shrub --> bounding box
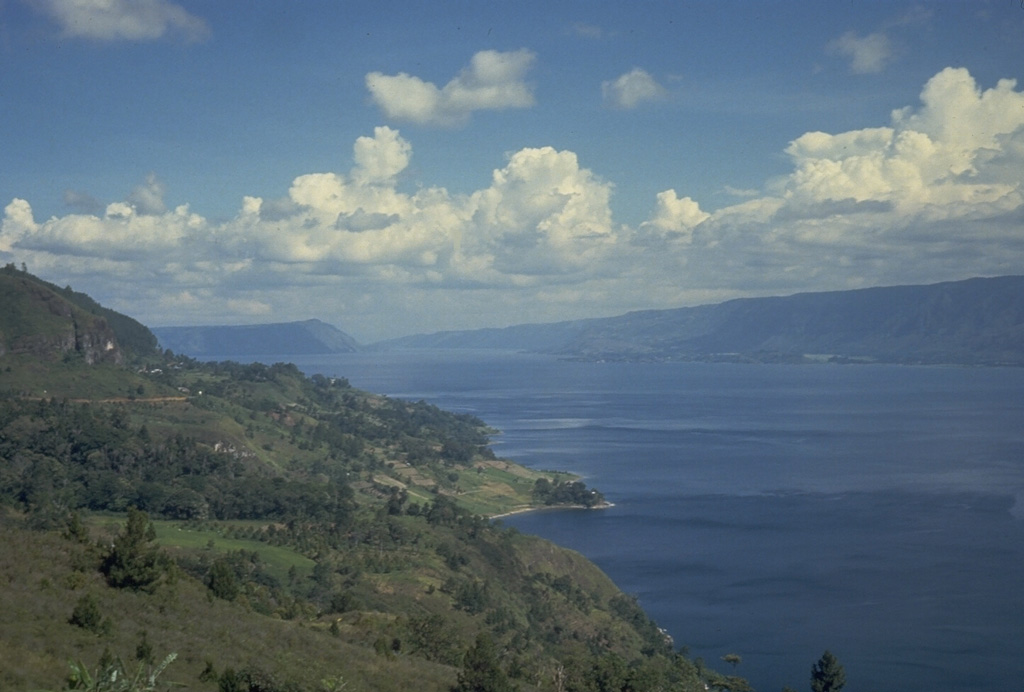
[206,559,240,601]
[68,594,109,634]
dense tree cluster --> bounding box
[0,355,498,529]
[532,478,606,508]
[0,396,357,526]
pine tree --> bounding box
[810,650,846,692]
[100,508,166,591]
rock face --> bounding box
[71,319,123,365]
[0,270,125,365]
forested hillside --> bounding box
[0,273,741,692]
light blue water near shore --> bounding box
[275,350,1024,692]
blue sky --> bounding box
[2,1,1022,341]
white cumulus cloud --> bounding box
[678,67,1024,294]
[782,68,1024,217]
[351,126,412,184]
[602,68,666,109]
[467,146,616,276]
[33,0,210,42]
[6,198,202,261]
[3,68,1022,340]
[639,190,709,244]
[366,49,536,127]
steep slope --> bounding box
[0,273,734,692]
[0,264,158,363]
[153,319,360,357]
[0,359,708,692]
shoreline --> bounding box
[489,500,614,520]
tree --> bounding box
[64,511,90,543]
[206,559,239,601]
[407,613,463,665]
[592,653,628,692]
[453,632,514,692]
[810,650,846,692]
[100,508,167,591]
[69,594,108,634]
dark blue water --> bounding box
[281,350,1024,692]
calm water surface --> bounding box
[280,351,1024,692]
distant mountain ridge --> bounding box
[153,319,360,357]
[380,276,1024,366]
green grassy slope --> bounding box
[0,273,744,692]
[0,520,458,692]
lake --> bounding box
[278,350,1024,692]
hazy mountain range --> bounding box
[151,276,1024,366]
[380,275,1024,366]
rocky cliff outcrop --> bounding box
[0,270,125,364]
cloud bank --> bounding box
[3,68,1022,340]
